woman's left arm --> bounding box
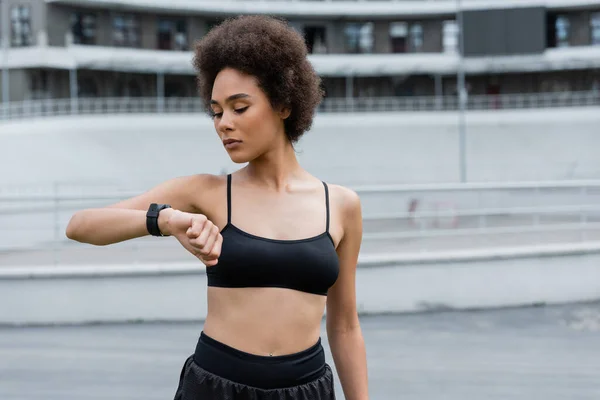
[326,187,369,400]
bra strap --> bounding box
[227,174,232,224]
[322,181,330,233]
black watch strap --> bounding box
[146,203,172,236]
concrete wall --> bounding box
[138,13,155,49]
[422,19,444,53]
[188,17,207,47]
[373,21,391,54]
[96,10,113,46]
[46,4,71,46]
[2,107,599,188]
[328,21,348,54]
[2,243,600,325]
[569,11,593,47]
[7,69,29,101]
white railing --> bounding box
[321,90,600,112]
[1,180,600,266]
[1,91,598,121]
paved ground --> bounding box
[1,302,600,400]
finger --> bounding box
[192,221,214,252]
[187,221,202,238]
[207,233,223,261]
[203,258,219,267]
[201,225,220,257]
[187,216,206,238]
[200,233,222,266]
[186,227,196,238]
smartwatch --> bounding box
[146,203,172,237]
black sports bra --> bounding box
[206,174,340,296]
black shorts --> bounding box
[174,331,336,399]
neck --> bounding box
[244,139,304,191]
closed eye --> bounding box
[211,107,248,119]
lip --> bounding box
[223,138,242,149]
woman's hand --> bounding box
[160,209,223,266]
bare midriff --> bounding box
[202,287,327,356]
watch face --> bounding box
[157,205,170,213]
[148,204,171,217]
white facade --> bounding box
[1,0,599,102]
[46,0,600,18]
[3,43,600,77]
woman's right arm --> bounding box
[65,175,206,246]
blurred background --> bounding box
[1,0,600,399]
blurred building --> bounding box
[0,0,599,102]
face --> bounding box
[210,68,290,163]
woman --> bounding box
[66,15,369,400]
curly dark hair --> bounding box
[192,15,324,143]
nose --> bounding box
[217,110,234,132]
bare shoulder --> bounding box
[155,173,225,205]
[183,173,227,213]
[326,183,362,247]
[185,173,225,193]
[327,183,362,219]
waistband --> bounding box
[193,331,326,389]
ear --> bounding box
[278,107,291,120]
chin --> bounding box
[228,152,253,164]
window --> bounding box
[157,18,188,50]
[344,23,374,54]
[409,24,423,52]
[443,20,459,53]
[390,22,408,53]
[303,26,327,54]
[592,12,600,45]
[556,15,570,47]
[71,12,97,45]
[206,19,224,35]
[10,5,32,47]
[115,78,143,97]
[113,14,140,47]
[29,70,49,99]
[78,77,99,97]
[389,22,424,53]
[165,81,186,97]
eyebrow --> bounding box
[210,93,251,105]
